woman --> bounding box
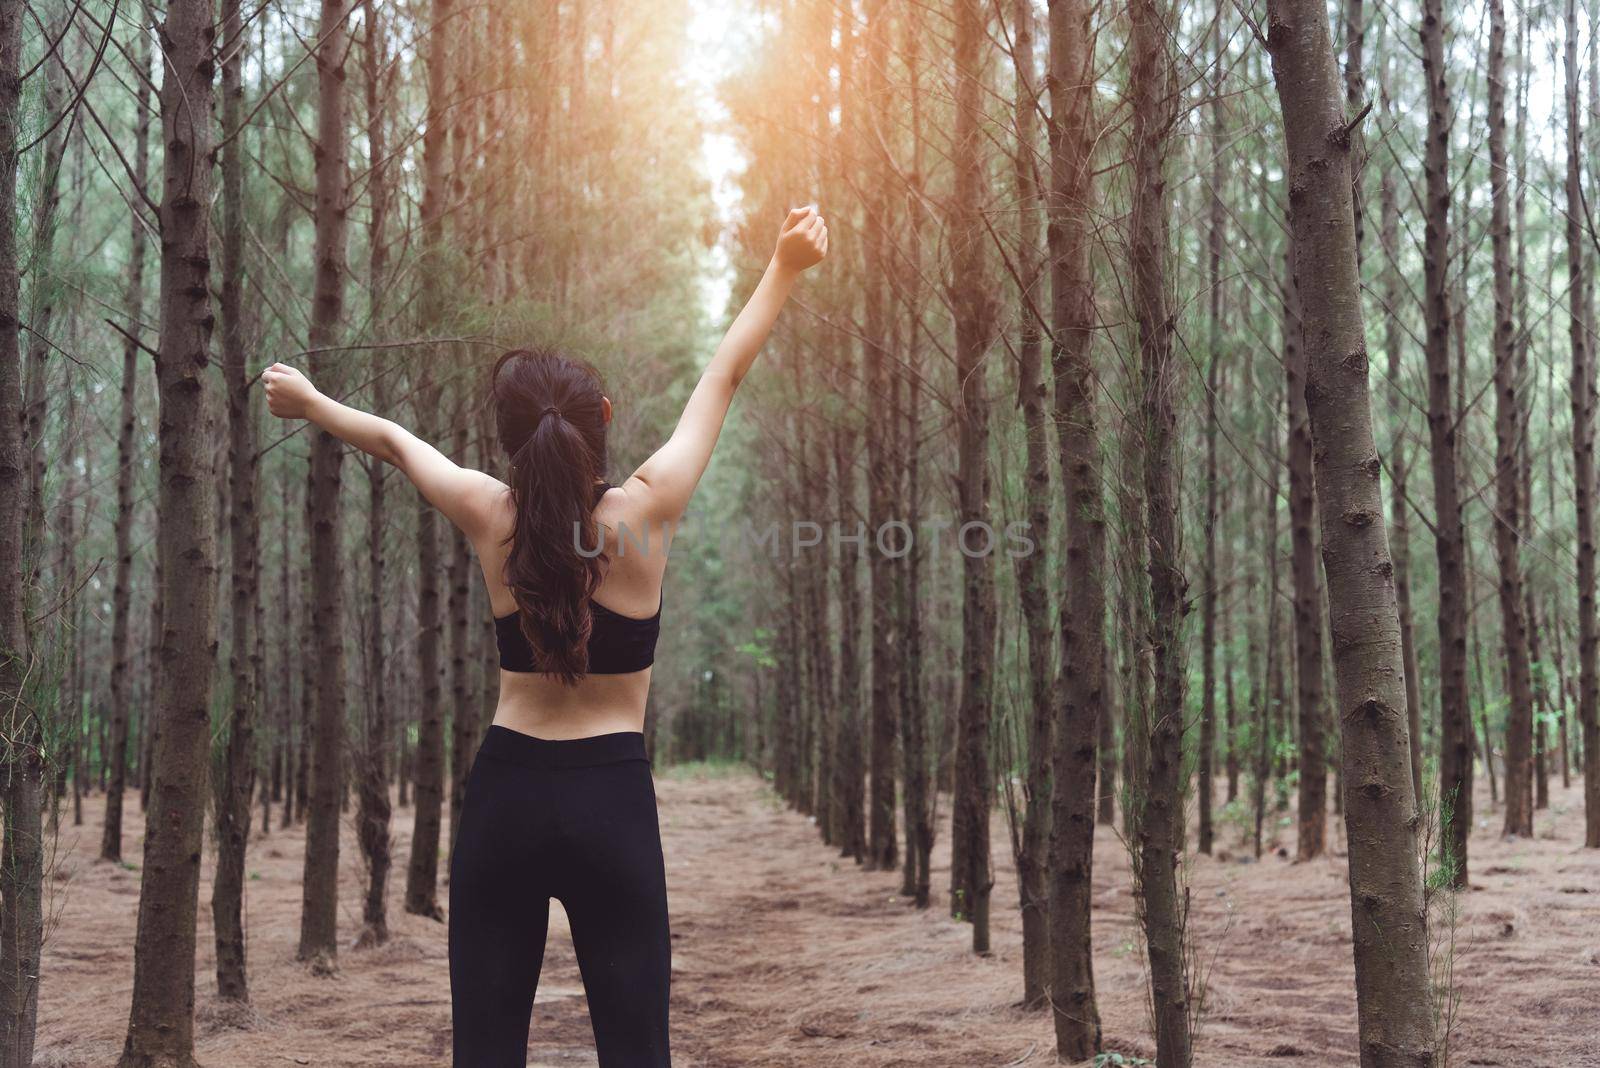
[263,205,827,1066]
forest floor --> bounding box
[33,766,1600,1068]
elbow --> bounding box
[375,422,408,468]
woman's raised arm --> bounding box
[626,206,828,521]
[262,362,504,540]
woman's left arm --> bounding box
[262,362,504,540]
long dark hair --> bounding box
[491,347,609,684]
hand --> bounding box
[262,362,320,419]
[773,205,828,273]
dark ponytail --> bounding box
[491,347,609,685]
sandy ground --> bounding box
[32,766,1600,1068]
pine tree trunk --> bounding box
[1565,0,1600,850]
[298,0,353,969]
[949,0,997,955]
[213,0,261,1000]
[1419,0,1474,886]
[1007,0,1053,1008]
[101,25,154,866]
[447,418,473,862]
[118,0,220,1054]
[1198,13,1224,858]
[897,2,931,906]
[0,1,41,1059]
[1044,0,1105,1053]
[356,0,394,946]
[1264,1,1437,1061]
[1284,245,1329,862]
[1128,2,1191,1060]
[405,369,447,919]
[832,422,866,862]
[862,0,897,875]
[1529,596,1551,810]
[1377,76,1425,810]
[1487,0,1536,838]
[404,0,453,919]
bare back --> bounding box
[468,476,674,739]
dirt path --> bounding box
[34,767,1600,1067]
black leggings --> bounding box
[449,725,672,1067]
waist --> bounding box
[492,668,651,739]
[478,724,649,769]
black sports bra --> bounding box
[493,481,661,675]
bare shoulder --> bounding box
[610,472,683,525]
[597,479,674,567]
[461,471,514,545]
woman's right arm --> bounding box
[626,206,828,520]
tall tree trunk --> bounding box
[1264,2,1437,1063]
[0,0,40,1058]
[356,0,394,946]
[830,8,865,866]
[213,0,260,1001]
[1044,0,1105,1054]
[102,24,154,866]
[1285,243,1328,862]
[447,417,473,861]
[832,426,865,862]
[1008,0,1053,1009]
[1128,1,1190,1061]
[1344,0,1365,260]
[862,0,897,876]
[405,377,446,918]
[949,0,997,954]
[1567,0,1600,850]
[897,0,932,909]
[1488,0,1536,838]
[403,0,451,913]
[1420,0,1474,884]
[118,0,220,1055]
[1377,71,1425,812]
[1529,597,1551,810]
[1256,466,1282,861]
[299,0,352,969]
[1198,12,1223,859]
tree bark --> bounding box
[299,0,353,969]
[1128,0,1190,1061]
[447,417,473,861]
[862,0,897,876]
[356,0,394,946]
[1284,243,1329,862]
[0,0,41,1059]
[213,0,261,1000]
[1044,0,1105,1054]
[831,425,865,862]
[102,22,154,866]
[1007,0,1053,1008]
[1565,0,1600,850]
[1198,11,1224,859]
[405,370,447,918]
[949,0,997,955]
[897,0,932,909]
[404,0,452,917]
[1377,73,1425,812]
[1264,1,1437,1062]
[1419,0,1474,883]
[1487,0,1536,838]
[118,0,220,1055]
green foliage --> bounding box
[1093,1053,1154,1068]
[660,758,749,782]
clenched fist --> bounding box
[262,362,320,420]
[774,205,828,273]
